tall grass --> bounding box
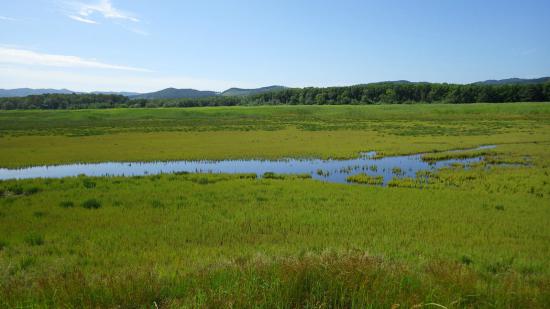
[2,251,546,308]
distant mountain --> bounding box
[474,77,550,85]
[0,89,141,98]
[0,86,287,99]
[130,88,219,100]
[369,80,413,85]
[91,91,141,96]
[10,78,549,100]
[0,88,74,97]
[221,86,286,96]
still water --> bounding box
[0,146,495,185]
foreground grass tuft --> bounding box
[81,199,101,209]
[24,233,44,246]
[59,200,75,208]
[1,251,547,308]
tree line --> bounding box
[0,93,132,110]
[244,82,550,105]
[1,82,549,110]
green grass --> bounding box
[421,149,496,163]
[1,103,549,307]
[346,173,384,185]
[1,169,549,307]
[0,103,549,167]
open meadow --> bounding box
[1,103,549,307]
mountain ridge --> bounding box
[3,77,549,99]
[221,86,286,96]
[129,88,218,100]
[473,77,550,85]
[91,91,141,96]
[0,88,74,98]
[0,88,141,98]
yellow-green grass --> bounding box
[421,149,496,163]
[346,173,384,185]
[0,163,549,307]
[1,103,550,307]
[0,103,549,167]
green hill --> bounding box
[130,88,219,100]
[221,86,286,97]
[474,77,550,85]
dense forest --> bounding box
[1,82,549,109]
[0,93,133,110]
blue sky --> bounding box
[1,0,549,92]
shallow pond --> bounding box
[0,146,495,185]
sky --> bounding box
[0,0,549,92]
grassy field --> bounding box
[1,103,549,307]
[0,103,549,167]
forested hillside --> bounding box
[1,82,549,109]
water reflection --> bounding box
[0,146,495,185]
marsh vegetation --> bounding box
[0,146,491,186]
[0,103,549,307]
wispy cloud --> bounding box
[68,14,98,24]
[0,47,151,72]
[130,28,149,36]
[63,0,139,24]
[0,16,17,21]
